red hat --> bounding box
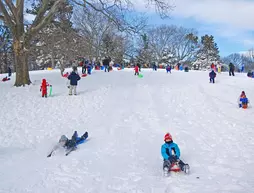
[164,133,172,141]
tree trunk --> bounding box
[51,54,55,69]
[13,39,31,86]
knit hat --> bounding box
[59,135,68,143]
[164,133,172,141]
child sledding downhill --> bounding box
[161,133,189,176]
[238,91,249,109]
[40,79,49,97]
[209,69,216,83]
[47,131,88,157]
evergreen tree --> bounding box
[193,35,220,70]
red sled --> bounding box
[81,74,87,77]
[62,73,69,78]
[169,162,181,172]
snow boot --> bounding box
[163,166,169,177]
[81,132,88,140]
[181,164,190,174]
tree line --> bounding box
[0,0,253,86]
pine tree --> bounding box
[193,35,220,70]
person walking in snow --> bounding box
[68,67,81,95]
[8,67,12,77]
[47,131,88,157]
[229,63,235,76]
[161,133,189,174]
[209,69,216,83]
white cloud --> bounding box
[133,0,254,50]
[171,0,254,31]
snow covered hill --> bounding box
[1,69,254,193]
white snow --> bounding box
[1,68,254,193]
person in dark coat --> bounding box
[68,68,81,95]
[209,69,216,83]
[229,63,235,76]
[103,57,110,72]
[8,67,11,77]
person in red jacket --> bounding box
[40,79,49,98]
[134,65,139,76]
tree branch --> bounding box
[32,0,50,27]
[0,0,14,28]
[29,0,63,37]
[0,14,4,20]
[16,0,24,25]
[5,0,17,20]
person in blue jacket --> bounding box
[209,69,216,83]
[47,131,88,157]
[161,133,189,174]
[68,67,81,95]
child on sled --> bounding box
[161,133,189,175]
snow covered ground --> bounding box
[0,68,254,193]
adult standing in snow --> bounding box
[8,67,11,77]
[68,67,81,95]
[103,57,110,72]
[241,64,244,73]
[229,63,235,76]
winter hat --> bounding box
[164,133,172,141]
[59,135,68,143]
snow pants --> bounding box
[163,159,186,170]
[69,85,77,95]
[210,78,215,83]
[134,71,139,75]
[42,89,47,97]
[229,69,235,76]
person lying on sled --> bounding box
[161,133,189,173]
[47,131,88,157]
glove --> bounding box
[169,155,177,163]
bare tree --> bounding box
[73,7,114,61]
[0,0,173,86]
[0,0,67,86]
[248,48,254,62]
[145,25,198,64]
[222,53,245,69]
[30,23,85,74]
[0,24,13,73]
[148,25,176,62]
[171,28,198,63]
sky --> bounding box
[21,0,254,57]
[135,0,254,57]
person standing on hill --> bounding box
[229,63,235,76]
[68,67,81,95]
[134,65,139,76]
